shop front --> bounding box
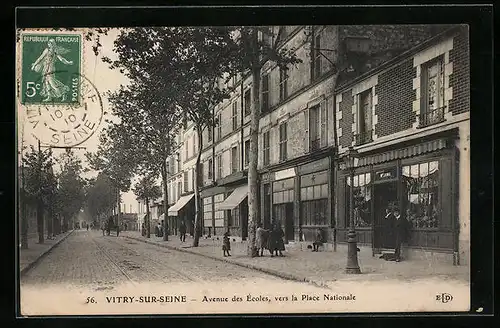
[336,137,458,261]
[168,193,195,236]
[260,154,334,244]
[219,184,248,239]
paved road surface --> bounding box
[21,230,296,291]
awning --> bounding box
[218,185,248,211]
[357,139,448,167]
[168,194,195,216]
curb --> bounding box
[124,235,330,289]
[20,230,75,276]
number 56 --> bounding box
[26,82,40,98]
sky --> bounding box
[17,28,140,213]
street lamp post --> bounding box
[342,146,361,274]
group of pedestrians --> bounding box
[255,220,286,257]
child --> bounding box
[222,231,231,257]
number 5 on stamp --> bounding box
[20,33,82,105]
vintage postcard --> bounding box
[16,24,471,316]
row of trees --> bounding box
[20,146,86,248]
[87,26,305,256]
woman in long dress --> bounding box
[31,38,74,102]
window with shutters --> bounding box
[309,102,327,151]
[279,67,288,101]
[312,33,322,81]
[216,154,222,179]
[232,101,238,131]
[279,122,288,162]
[208,158,213,180]
[244,89,251,116]
[244,139,250,167]
[262,73,269,112]
[183,172,188,194]
[207,125,213,143]
[355,88,373,145]
[216,113,222,140]
[177,153,181,172]
[231,146,239,174]
[263,131,270,166]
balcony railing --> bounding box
[354,130,373,146]
[418,106,446,128]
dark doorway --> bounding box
[373,181,398,251]
[241,199,248,240]
[263,184,271,230]
[284,203,294,241]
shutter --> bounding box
[304,109,310,153]
[439,157,453,230]
[320,100,327,147]
[337,175,346,229]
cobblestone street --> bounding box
[21,230,302,292]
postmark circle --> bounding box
[27,72,104,148]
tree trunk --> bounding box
[47,207,53,239]
[37,199,44,244]
[145,197,151,238]
[161,161,169,241]
[192,126,203,247]
[116,188,121,234]
[246,29,262,257]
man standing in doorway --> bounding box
[393,208,410,262]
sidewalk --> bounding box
[20,230,74,275]
[122,231,469,286]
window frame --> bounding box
[279,66,289,101]
[262,73,270,112]
[207,157,213,180]
[216,153,222,180]
[232,101,238,131]
[279,122,288,162]
[419,56,446,128]
[244,89,251,116]
[244,139,250,168]
[355,88,374,145]
[263,131,270,166]
[216,112,222,140]
[231,146,239,174]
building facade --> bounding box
[164,25,469,264]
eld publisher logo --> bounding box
[436,293,453,303]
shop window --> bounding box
[263,131,270,166]
[279,122,288,162]
[346,173,372,228]
[402,161,440,229]
[420,57,445,128]
[230,207,240,227]
[355,88,373,145]
[301,199,328,226]
[203,197,213,232]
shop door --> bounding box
[373,181,398,251]
[284,203,294,242]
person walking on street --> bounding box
[222,231,231,257]
[393,208,410,262]
[179,221,187,242]
[101,221,105,236]
[270,222,285,257]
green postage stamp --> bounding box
[20,33,82,105]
